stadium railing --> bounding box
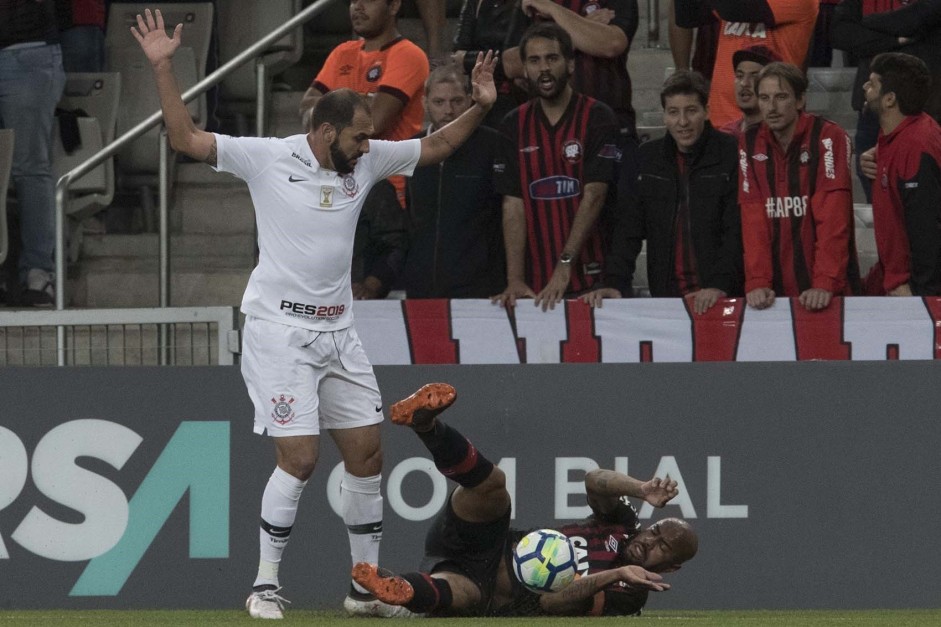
[53,0,343,365]
[0,306,240,366]
[0,129,13,266]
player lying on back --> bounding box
[352,383,698,617]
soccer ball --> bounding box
[512,528,578,594]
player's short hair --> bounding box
[870,52,932,116]
[425,64,469,95]
[310,88,369,133]
[660,70,710,109]
[520,22,575,61]
[756,62,808,100]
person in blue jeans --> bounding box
[0,0,67,306]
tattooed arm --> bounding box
[585,469,679,519]
[538,565,669,615]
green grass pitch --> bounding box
[1,610,940,626]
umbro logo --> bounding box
[288,175,308,182]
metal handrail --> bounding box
[53,0,341,364]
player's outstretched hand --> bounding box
[618,565,671,592]
[130,8,182,67]
[641,476,678,508]
[470,50,498,110]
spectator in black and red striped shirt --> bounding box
[583,70,743,314]
[739,62,861,311]
[492,22,620,311]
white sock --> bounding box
[340,471,382,594]
[254,466,307,589]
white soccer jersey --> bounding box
[213,133,421,331]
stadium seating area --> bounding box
[0,1,880,307]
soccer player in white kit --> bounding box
[130,8,498,619]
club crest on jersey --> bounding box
[341,174,359,198]
[562,139,583,163]
[366,64,382,82]
[530,175,580,199]
[800,150,810,165]
[881,170,889,189]
[270,394,296,425]
[321,185,334,207]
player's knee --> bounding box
[477,466,509,502]
[344,445,383,477]
[278,450,318,480]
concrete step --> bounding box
[82,233,256,261]
[173,183,256,234]
[74,256,251,308]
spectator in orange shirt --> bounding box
[674,0,818,128]
[299,0,430,206]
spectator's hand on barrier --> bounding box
[688,288,726,315]
[131,8,182,67]
[618,566,670,592]
[799,287,832,311]
[352,277,382,300]
[888,282,913,297]
[534,265,572,311]
[492,280,536,308]
[641,476,679,508]
[470,50,499,110]
[860,147,878,181]
[746,287,775,309]
[579,287,622,309]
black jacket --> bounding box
[401,125,505,298]
[607,123,743,297]
[832,0,941,119]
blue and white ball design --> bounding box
[512,528,578,594]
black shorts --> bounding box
[420,489,512,614]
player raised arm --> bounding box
[585,469,679,518]
[417,50,497,167]
[130,8,217,164]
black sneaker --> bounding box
[21,268,54,308]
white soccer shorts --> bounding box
[241,316,384,436]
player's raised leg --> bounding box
[352,383,511,614]
[392,383,510,521]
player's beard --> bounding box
[330,139,357,174]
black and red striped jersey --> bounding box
[500,500,647,617]
[497,94,619,293]
[738,112,860,296]
[551,0,639,135]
